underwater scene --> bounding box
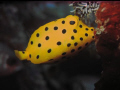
[0,1,120,90]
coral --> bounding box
[94,1,120,90]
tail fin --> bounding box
[14,50,28,60]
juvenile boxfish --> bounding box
[14,15,94,64]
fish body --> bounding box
[14,15,94,64]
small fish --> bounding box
[14,15,94,64]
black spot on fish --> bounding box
[22,51,25,54]
[29,54,31,58]
[54,26,58,30]
[45,27,48,31]
[38,43,41,47]
[71,49,75,53]
[31,41,33,45]
[92,36,94,38]
[73,29,77,33]
[62,52,66,55]
[74,42,78,46]
[57,41,61,45]
[86,28,89,31]
[85,33,88,37]
[48,49,51,53]
[62,20,65,24]
[78,46,82,50]
[71,36,75,40]
[70,21,75,25]
[45,36,49,40]
[36,55,39,59]
[79,25,82,28]
[36,33,39,37]
[80,37,83,41]
[67,43,71,47]
[62,29,66,34]
[85,42,88,46]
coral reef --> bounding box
[94,1,120,90]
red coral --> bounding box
[95,1,120,58]
[95,1,120,90]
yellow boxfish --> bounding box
[14,15,94,64]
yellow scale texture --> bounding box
[14,15,94,64]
